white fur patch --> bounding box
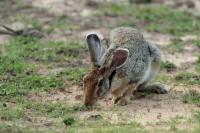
[139,61,151,85]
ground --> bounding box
[0,0,200,133]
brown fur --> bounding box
[83,67,106,105]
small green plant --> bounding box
[169,119,180,133]
[197,56,200,64]
[182,90,200,106]
[63,117,75,126]
[72,103,101,111]
[196,56,200,72]
[72,104,88,111]
[194,39,200,48]
[161,61,176,72]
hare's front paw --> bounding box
[111,97,119,104]
[116,97,128,106]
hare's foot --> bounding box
[117,96,128,106]
[111,96,119,104]
[112,96,128,106]
[136,84,167,94]
[113,85,135,105]
[111,89,124,104]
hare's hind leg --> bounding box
[136,58,167,94]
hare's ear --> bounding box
[110,48,129,69]
[86,34,102,67]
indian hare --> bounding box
[83,27,167,106]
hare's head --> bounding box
[83,34,129,106]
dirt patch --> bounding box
[144,32,174,46]
[162,50,198,68]
[42,88,70,102]
[73,84,199,126]
[162,38,199,70]
[64,85,83,104]
[0,35,10,45]
[34,85,84,104]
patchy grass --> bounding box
[195,111,200,125]
[0,55,29,76]
[46,15,80,33]
[14,14,42,29]
[168,39,183,52]
[161,61,176,72]
[23,100,70,118]
[191,111,200,133]
[175,72,200,85]
[194,39,200,48]
[0,107,25,121]
[57,67,89,82]
[67,121,146,133]
[168,116,184,133]
[0,124,55,133]
[99,4,200,35]
[0,36,87,99]
[0,37,65,98]
[155,73,172,84]
[196,56,200,72]
[0,74,62,98]
[71,103,88,111]
[72,103,101,112]
[5,36,85,63]
[182,90,200,106]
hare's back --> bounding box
[110,27,145,47]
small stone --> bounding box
[44,121,53,126]
[26,116,33,122]
[3,103,7,107]
[87,114,103,121]
[75,95,82,100]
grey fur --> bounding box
[86,34,102,66]
[101,27,161,84]
[86,27,166,105]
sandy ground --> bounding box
[0,0,200,129]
